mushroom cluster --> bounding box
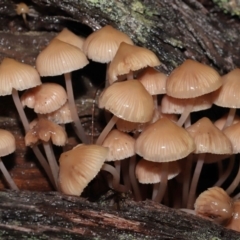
[1,24,240,225]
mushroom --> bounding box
[15,2,29,25]
[194,187,233,225]
[59,144,108,196]
[0,129,18,190]
[36,38,89,143]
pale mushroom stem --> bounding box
[177,102,194,127]
[226,158,240,195]
[96,115,118,145]
[214,155,234,187]
[187,153,206,209]
[42,142,59,190]
[64,72,89,144]
[11,88,55,188]
[223,108,236,129]
[121,159,131,190]
[114,161,121,175]
[182,154,193,208]
[129,154,142,201]
[101,163,128,192]
[0,158,18,190]
[152,162,169,203]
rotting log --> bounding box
[0,0,240,239]
[0,190,239,240]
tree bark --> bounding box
[0,190,239,239]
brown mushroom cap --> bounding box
[36,38,89,76]
[83,25,133,63]
[25,118,68,146]
[108,42,161,83]
[0,129,16,157]
[102,129,135,161]
[135,117,195,162]
[138,67,167,95]
[166,59,222,99]
[223,122,240,154]
[214,114,240,130]
[98,80,154,123]
[213,68,240,108]
[227,200,240,231]
[194,187,233,225]
[135,159,181,184]
[21,83,67,114]
[59,144,108,196]
[186,117,232,154]
[161,93,212,114]
[0,58,41,96]
[55,28,85,50]
[44,101,72,124]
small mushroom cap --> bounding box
[55,28,85,50]
[0,129,16,157]
[108,42,161,84]
[166,59,222,99]
[213,68,240,108]
[161,93,212,114]
[135,117,195,162]
[83,25,133,63]
[186,117,232,154]
[194,187,233,225]
[138,67,167,95]
[98,80,154,123]
[36,38,89,76]
[227,200,240,231]
[59,144,108,196]
[25,118,68,146]
[44,102,73,124]
[16,3,29,15]
[102,129,135,161]
[0,58,41,96]
[223,122,240,154]
[214,114,240,130]
[21,83,67,114]
[135,159,181,184]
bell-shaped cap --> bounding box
[108,42,161,84]
[0,58,41,96]
[83,25,133,63]
[166,59,222,99]
[186,117,232,154]
[135,117,195,162]
[36,39,89,76]
[102,129,135,161]
[98,80,154,123]
[0,129,16,157]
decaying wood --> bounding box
[0,190,239,239]
[0,0,240,239]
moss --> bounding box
[84,0,155,44]
[213,0,240,16]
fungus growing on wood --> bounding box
[59,144,108,196]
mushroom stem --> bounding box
[129,155,142,201]
[42,142,59,190]
[152,162,169,203]
[96,115,118,145]
[182,154,193,208]
[101,163,128,192]
[64,72,89,144]
[11,88,30,132]
[121,158,131,190]
[226,158,240,195]
[0,157,18,190]
[223,108,236,129]
[114,160,121,175]
[177,103,194,127]
[187,153,206,209]
[214,155,234,187]
[12,88,54,187]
